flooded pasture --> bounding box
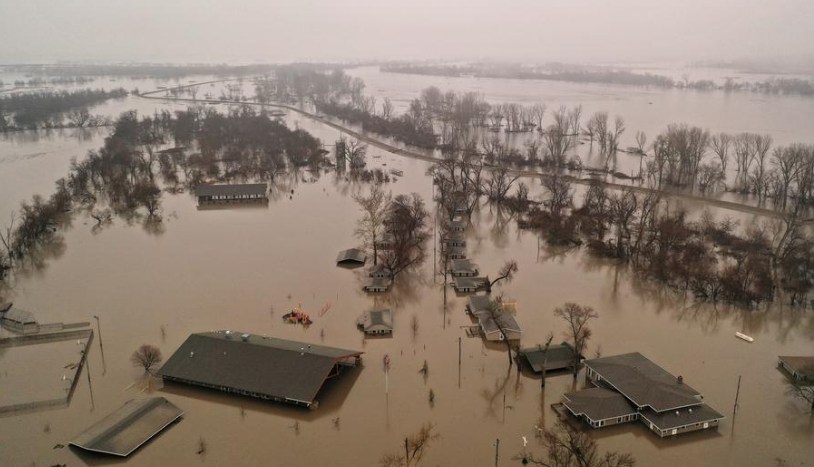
[0,75,813,467]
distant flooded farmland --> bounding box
[1,73,813,467]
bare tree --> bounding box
[542,174,573,218]
[131,344,163,372]
[379,423,439,467]
[353,184,391,266]
[634,131,647,177]
[530,103,547,130]
[378,193,430,279]
[381,97,394,121]
[485,167,520,202]
[554,303,597,378]
[0,211,15,267]
[488,260,518,292]
[709,133,731,173]
[538,332,554,389]
[516,420,635,467]
[68,107,92,128]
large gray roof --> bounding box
[563,387,636,422]
[194,183,267,197]
[449,259,478,273]
[158,332,362,404]
[466,295,492,315]
[519,342,583,372]
[585,353,702,412]
[69,397,183,457]
[363,309,393,331]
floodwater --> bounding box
[1,73,814,467]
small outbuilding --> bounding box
[194,183,268,205]
[518,342,583,373]
[357,309,393,335]
[69,397,183,457]
[445,246,467,260]
[369,263,393,279]
[466,295,493,316]
[337,248,367,265]
[778,356,814,383]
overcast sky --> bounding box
[1,0,813,65]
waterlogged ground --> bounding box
[0,75,813,466]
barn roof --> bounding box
[193,183,267,197]
[158,332,362,405]
[69,397,183,457]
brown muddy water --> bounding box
[1,85,814,467]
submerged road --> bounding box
[138,83,795,222]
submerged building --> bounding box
[194,183,268,205]
[557,352,724,437]
[158,331,363,409]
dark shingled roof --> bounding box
[194,183,267,197]
[362,309,393,332]
[585,353,702,412]
[519,342,583,373]
[158,332,362,405]
[336,248,367,264]
[69,397,183,457]
[466,295,492,315]
[563,387,636,422]
[640,405,725,431]
[779,356,814,378]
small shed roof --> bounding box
[194,183,267,197]
[69,397,183,457]
[519,342,583,373]
[563,387,636,422]
[336,248,367,264]
[453,276,487,289]
[779,356,814,378]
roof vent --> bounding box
[675,411,679,416]
[225,331,232,339]
[677,375,683,384]
[689,408,693,413]
[241,334,250,341]
[190,352,195,358]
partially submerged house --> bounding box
[442,234,466,248]
[336,248,367,266]
[448,259,479,277]
[357,309,393,336]
[452,276,489,293]
[69,397,183,457]
[0,302,38,334]
[444,245,467,260]
[778,356,814,383]
[369,263,393,279]
[194,183,268,205]
[518,342,583,373]
[557,352,724,437]
[465,295,492,316]
[448,216,467,232]
[158,332,363,409]
[363,277,392,293]
[479,312,522,342]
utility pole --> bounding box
[494,438,500,467]
[733,375,742,415]
[404,437,409,462]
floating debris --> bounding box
[282,303,313,327]
[735,332,754,343]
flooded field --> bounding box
[1,75,813,467]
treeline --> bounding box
[0,88,127,130]
[0,106,325,281]
[519,176,814,306]
[3,63,278,79]
[316,100,437,149]
[381,64,814,95]
[8,76,96,87]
